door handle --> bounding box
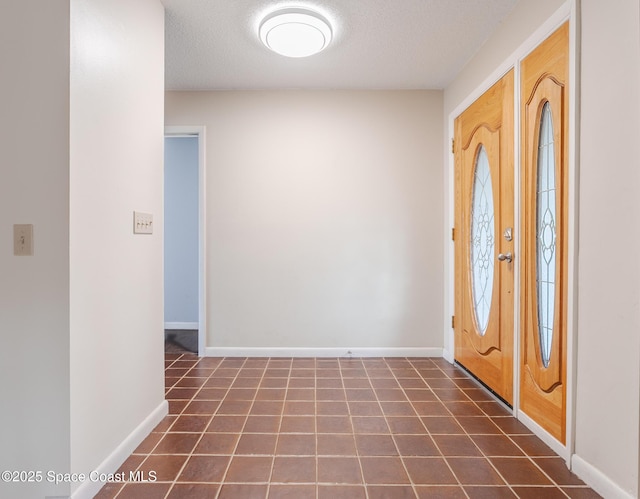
[497,252,513,263]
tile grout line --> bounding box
[166,355,235,499]
[436,359,518,488]
[314,358,318,499]
[301,359,320,494]
[113,353,202,499]
[412,357,475,499]
[429,359,571,497]
[359,358,402,496]
[495,435,576,496]
[216,357,274,499]
[391,357,455,499]
[165,357,246,497]
[446,363,573,495]
[435,358,521,498]
[341,356,369,499]
[406,358,466,496]
[265,357,293,499]
[133,354,203,498]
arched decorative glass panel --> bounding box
[470,145,495,335]
[536,102,556,368]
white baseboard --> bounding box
[204,347,443,358]
[517,411,569,461]
[442,348,454,364]
[164,322,198,330]
[571,455,634,499]
[70,400,168,499]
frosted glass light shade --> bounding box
[259,9,332,58]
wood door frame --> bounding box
[444,0,579,463]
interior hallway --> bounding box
[96,350,600,499]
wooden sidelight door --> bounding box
[520,22,569,443]
[454,70,515,405]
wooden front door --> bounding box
[454,70,515,405]
[520,22,569,443]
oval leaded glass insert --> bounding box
[536,102,556,368]
[471,145,495,335]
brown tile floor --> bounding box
[96,354,601,499]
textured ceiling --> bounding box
[162,0,519,90]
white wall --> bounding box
[69,0,166,493]
[573,0,640,496]
[164,136,199,326]
[0,2,71,498]
[166,90,443,354]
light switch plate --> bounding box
[133,211,153,234]
[14,224,34,256]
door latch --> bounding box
[498,252,513,263]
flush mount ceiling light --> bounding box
[259,8,332,58]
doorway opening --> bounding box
[164,126,206,356]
